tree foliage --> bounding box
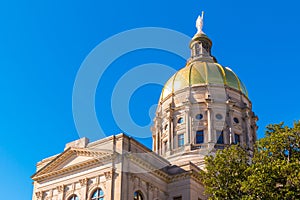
[200,145,249,199]
[201,121,300,200]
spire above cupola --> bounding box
[196,11,205,34]
[189,12,216,63]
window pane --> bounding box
[134,191,143,200]
[196,130,204,144]
[234,134,240,144]
[178,134,184,147]
[92,191,98,198]
[216,131,224,144]
[99,189,104,196]
[91,188,104,200]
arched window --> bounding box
[134,191,144,200]
[91,188,104,200]
[68,195,79,200]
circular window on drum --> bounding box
[215,114,223,120]
[233,117,239,123]
[164,124,168,130]
[195,114,203,120]
[177,117,184,124]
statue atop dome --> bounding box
[196,11,205,34]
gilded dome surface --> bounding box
[161,61,248,100]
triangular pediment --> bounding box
[32,147,114,181]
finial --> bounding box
[196,11,205,34]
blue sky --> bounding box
[1,0,300,199]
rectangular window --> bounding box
[234,133,240,144]
[173,196,182,200]
[164,141,168,153]
[178,134,184,147]
[196,130,204,144]
[216,130,224,144]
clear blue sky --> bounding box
[0,0,299,199]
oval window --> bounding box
[177,117,184,124]
[164,124,168,130]
[196,114,203,120]
[215,114,223,120]
[233,117,239,123]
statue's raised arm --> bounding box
[196,11,205,34]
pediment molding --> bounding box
[32,148,114,182]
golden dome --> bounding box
[160,61,248,100]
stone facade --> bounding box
[32,135,206,200]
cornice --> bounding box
[126,153,170,181]
[32,148,115,182]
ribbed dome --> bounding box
[160,61,248,100]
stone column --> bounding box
[184,104,191,144]
[246,114,251,148]
[244,109,251,148]
[184,103,191,151]
[104,170,113,200]
[168,103,174,153]
[228,109,234,144]
[207,107,212,143]
[153,116,161,154]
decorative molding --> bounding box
[32,148,113,176]
[56,185,64,193]
[148,183,155,191]
[35,191,43,199]
[79,178,88,186]
[104,171,112,180]
[32,150,116,182]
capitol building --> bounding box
[31,13,258,200]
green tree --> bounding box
[200,145,249,199]
[201,121,300,200]
[242,122,300,199]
